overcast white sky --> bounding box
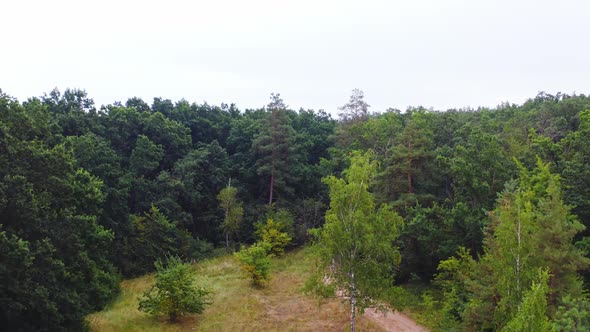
[1,0,589,114]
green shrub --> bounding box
[234,242,272,287]
[257,218,292,256]
[138,256,212,322]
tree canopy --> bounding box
[1,87,590,329]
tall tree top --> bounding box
[268,93,286,111]
[338,89,370,123]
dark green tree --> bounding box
[252,93,298,205]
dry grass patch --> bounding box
[88,249,384,332]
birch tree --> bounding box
[309,151,403,332]
[217,180,243,251]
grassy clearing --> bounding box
[87,248,384,331]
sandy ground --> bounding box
[364,307,428,332]
[326,275,429,332]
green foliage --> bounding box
[4,86,590,330]
[310,150,404,330]
[293,199,326,244]
[122,206,211,276]
[251,93,299,205]
[0,93,120,330]
[380,109,436,206]
[261,208,295,236]
[552,294,590,331]
[502,269,551,332]
[234,242,273,287]
[217,184,244,250]
[173,141,229,240]
[129,135,164,177]
[435,247,476,323]
[256,218,292,256]
[448,128,512,210]
[138,256,212,322]
[451,160,588,330]
[254,208,294,255]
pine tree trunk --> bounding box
[269,108,277,206]
[269,173,274,205]
[226,232,229,251]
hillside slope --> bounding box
[87,249,426,331]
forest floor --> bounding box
[87,248,428,332]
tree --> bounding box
[560,109,590,251]
[0,93,119,330]
[552,295,590,331]
[333,89,372,151]
[435,247,477,324]
[255,218,292,256]
[138,256,212,322]
[458,160,588,330]
[174,141,229,240]
[234,242,273,287]
[380,109,436,206]
[309,151,404,332]
[129,135,164,177]
[502,269,551,332]
[122,206,210,276]
[217,181,244,250]
[338,89,370,123]
[251,93,298,205]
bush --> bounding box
[138,256,212,322]
[256,218,292,256]
[234,242,272,287]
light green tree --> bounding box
[254,208,294,256]
[256,218,292,256]
[217,181,244,251]
[234,242,273,287]
[502,269,551,332]
[309,150,404,332]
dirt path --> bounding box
[328,277,428,331]
[364,307,428,332]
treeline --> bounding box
[1,88,589,330]
[0,89,334,330]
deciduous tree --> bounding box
[217,181,244,250]
[309,151,403,332]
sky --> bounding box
[1,0,589,114]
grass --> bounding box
[87,248,384,331]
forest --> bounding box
[1,87,589,331]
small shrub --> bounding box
[138,256,212,322]
[257,218,292,255]
[234,242,272,287]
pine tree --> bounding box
[251,93,298,205]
